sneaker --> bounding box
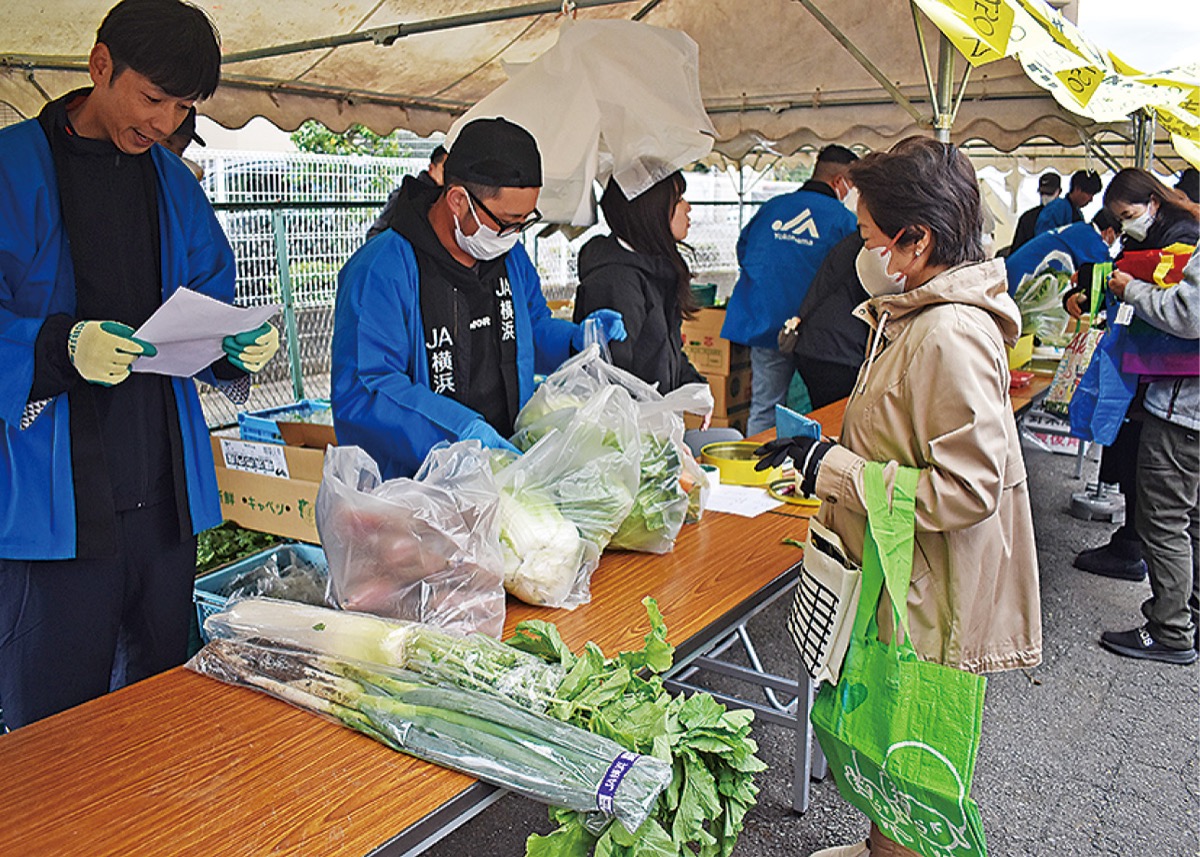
[1099,626,1198,665]
[809,843,870,857]
[1074,545,1147,581]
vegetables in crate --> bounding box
[205,597,564,712]
[188,639,671,834]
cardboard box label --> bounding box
[220,438,290,480]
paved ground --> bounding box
[423,442,1200,856]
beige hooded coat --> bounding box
[813,259,1042,674]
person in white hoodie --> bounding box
[1098,252,1200,664]
[758,136,1042,857]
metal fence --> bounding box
[190,150,766,427]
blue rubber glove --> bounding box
[461,419,520,455]
[572,309,627,351]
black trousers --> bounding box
[0,501,196,730]
[1099,418,1144,548]
[795,358,862,412]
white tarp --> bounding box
[0,0,1179,160]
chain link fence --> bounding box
[188,150,769,426]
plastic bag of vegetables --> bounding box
[188,638,671,835]
[1013,250,1075,348]
[316,442,506,637]
[204,597,565,712]
[515,345,713,554]
[496,385,640,608]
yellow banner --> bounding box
[1053,65,1105,107]
[913,0,1014,67]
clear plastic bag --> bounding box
[316,442,505,637]
[498,384,641,607]
[221,547,330,607]
[517,346,714,553]
[189,638,671,834]
[1013,251,1075,347]
[204,597,564,713]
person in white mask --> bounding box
[756,136,1041,857]
[331,117,626,479]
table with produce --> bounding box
[0,348,816,857]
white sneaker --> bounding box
[808,842,869,857]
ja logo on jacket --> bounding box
[772,208,821,245]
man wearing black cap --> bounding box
[1009,172,1060,253]
[332,117,626,479]
[1035,169,1102,235]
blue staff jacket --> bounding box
[0,119,234,560]
[721,185,857,348]
[331,233,574,479]
[1004,222,1111,296]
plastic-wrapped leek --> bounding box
[188,639,670,834]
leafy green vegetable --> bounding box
[498,487,587,606]
[610,433,687,554]
[196,521,283,575]
[509,598,765,857]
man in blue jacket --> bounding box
[721,145,859,433]
[332,117,625,479]
[1034,169,1102,236]
[1004,208,1121,296]
[0,0,280,729]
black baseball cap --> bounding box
[174,107,206,146]
[1037,173,1060,193]
[444,118,541,188]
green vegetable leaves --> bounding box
[512,598,764,857]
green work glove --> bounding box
[67,321,157,386]
[222,322,280,373]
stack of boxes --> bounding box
[680,307,753,434]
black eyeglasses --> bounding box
[464,187,542,237]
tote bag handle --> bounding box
[851,462,920,648]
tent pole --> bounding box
[220,0,635,65]
[793,0,925,125]
[934,34,956,143]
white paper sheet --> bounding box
[132,288,280,378]
[704,483,783,518]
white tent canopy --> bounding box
[0,0,1181,168]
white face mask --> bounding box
[1039,192,1057,206]
[842,186,860,214]
[453,195,521,261]
[1120,203,1156,242]
[855,244,907,297]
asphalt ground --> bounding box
[422,441,1200,857]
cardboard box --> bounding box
[681,307,750,376]
[210,433,324,543]
[705,368,752,416]
[685,407,750,436]
[277,420,337,449]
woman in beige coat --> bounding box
[758,137,1041,857]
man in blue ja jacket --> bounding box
[721,145,859,433]
[333,118,625,479]
[0,0,280,729]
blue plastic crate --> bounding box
[193,543,328,642]
[237,399,331,445]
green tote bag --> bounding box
[810,463,988,857]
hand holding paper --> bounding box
[132,289,280,378]
[223,322,280,373]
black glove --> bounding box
[754,436,834,496]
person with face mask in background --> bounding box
[365,144,448,242]
[1008,171,1061,254]
[722,144,860,434]
[1061,168,1199,583]
[159,105,205,181]
[1003,207,1122,297]
[573,171,706,396]
[756,137,1041,857]
[1034,169,1102,236]
[332,117,626,479]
